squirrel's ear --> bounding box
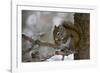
[54,25,57,28]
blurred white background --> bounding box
[0,0,99,73]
